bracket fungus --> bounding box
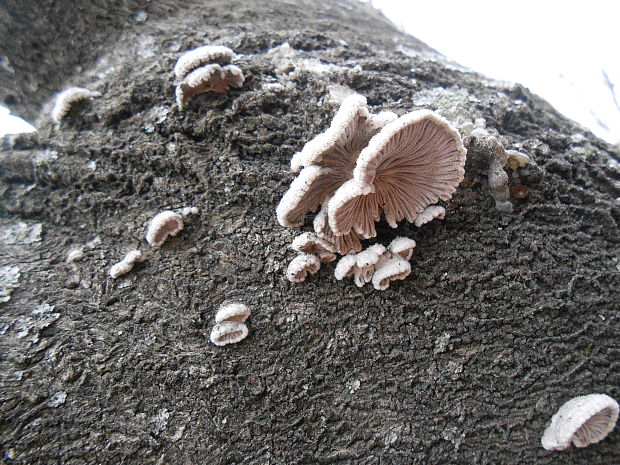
[541,394,619,451]
[291,232,336,262]
[173,45,235,79]
[328,110,466,238]
[174,45,244,110]
[414,205,446,227]
[371,256,411,291]
[215,302,251,323]
[109,250,145,279]
[387,237,416,261]
[276,94,397,228]
[210,321,249,346]
[51,87,101,123]
[286,253,321,283]
[146,211,184,247]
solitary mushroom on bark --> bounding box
[174,45,235,79]
[286,253,321,283]
[210,321,249,346]
[541,394,619,451]
[371,256,411,290]
[146,211,184,247]
[387,237,416,260]
[328,110,466,238]
[215,302,251,323]
[51,87,101,123]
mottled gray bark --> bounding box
[1,1,619,464]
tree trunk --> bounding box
[1,1,618,464]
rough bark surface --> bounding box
[1,1,619,464]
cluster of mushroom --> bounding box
[209,302,251,346]
[277,94,466,289]
[173,45,245,110]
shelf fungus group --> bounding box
[173,45,245,110]
[210,302,251,346]
[277,94,466,289]
[541,394,619,451]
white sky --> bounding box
[370,0,620,144]
[1,1,619,143]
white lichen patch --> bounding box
[14,304,60,344]
[0,222,42,245]
[146,211,184,247]
[48,391,67,408]
[51,87,101,123]
[267,42,353,77]
[109,250,145,279]
[210,321,249,346]
[0,265,20,303]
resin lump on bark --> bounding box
[541,394,619,451]
[51,87,101,123]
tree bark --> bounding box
[1,1,619,464]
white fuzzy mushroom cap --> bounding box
[215,302,251,323]
[51,87,102,123]
[210,321,249,346]
[146,211,184,247]
[286,253,321,283]
[290,232,336,262]
[414,205,446,227]
[173,45,234,79]
[334,254,358,281]
[388,237,417,261]
[371,257,411,290]
[109,250,145,279]
[541,394,619,451]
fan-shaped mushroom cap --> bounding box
[278,96,394,228]
[388,237,417,260]
[222,64,245,88]
[51,87,102,123]
[371,257,411,290]
[215,302,251,323]
[210,321,249,346]
[329,110,466,238]
[286,253,321,283]
[146,211,184,247]
[313,199,363,255]
[290,232,336,262]
[541,394,619,451]
[334,254,358,281]
[290,94,368,173]
[174,45,234,79]
[414,205,446,227]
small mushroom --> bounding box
[387,237,416,260]
[146,211,184,247]
[210,321,249,346]
[109,250,145,279]
[328,110,466,238]
[215,302,251,323]
[414,205,446,227]
[174,44,234,79]
[291,232,336,262]
[354,244,387,287]
[334,254,358,281]
[541,394,619,451]
[286,253,321,283]
[51,87,102,123]
[371,257,411,290]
